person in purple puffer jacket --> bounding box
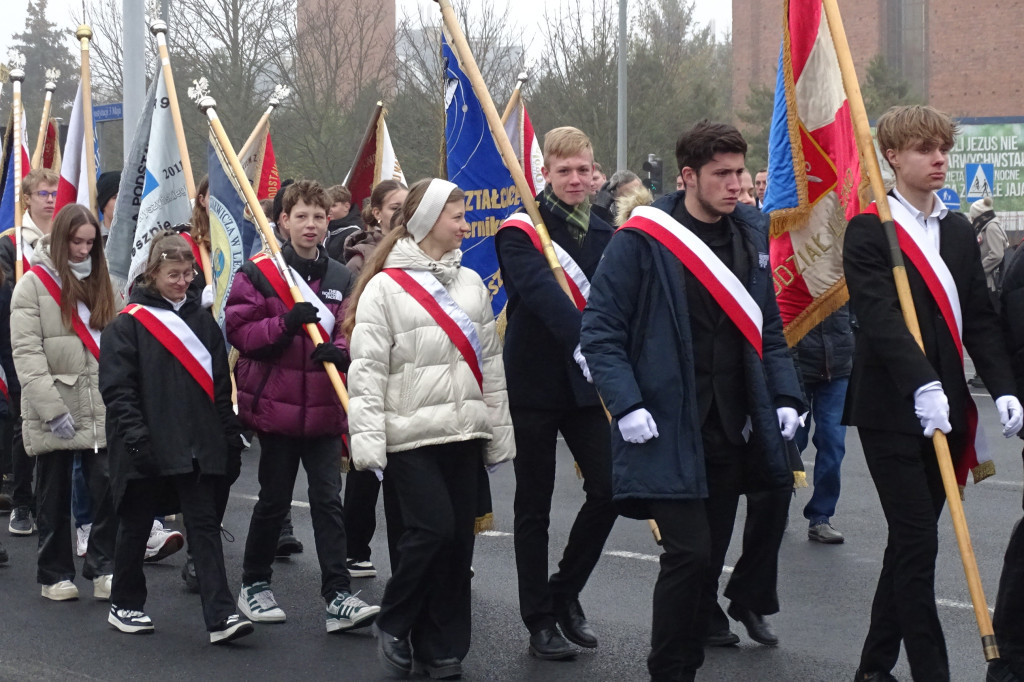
[225,180,380,634]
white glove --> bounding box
[372,468,384,482]
[777,407,799,441]
[618,408,659,444]
[201,284,214,309]
[573,344,593,384]
[486,462,504,474]
[914,381,952,437]
[48,413,76,440]
[996,395,1024,438]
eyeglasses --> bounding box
[33,190,58,199]
[164,269,197,283]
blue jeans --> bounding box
[795,377,849,525]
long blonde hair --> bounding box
[47,205,116,330]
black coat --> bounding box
[495,199,613,409]
[325,209,364,263]
[99,285,242,513]
[843,205,1015,436]
[580,193,804,518]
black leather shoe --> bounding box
[853,669,899,682]
[702,628,740,647]
[727,602,778,646]
[555,599,597,648]
[374,623,412,678]
[412,657,462,680]
[528,627,576,660]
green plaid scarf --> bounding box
[541,184,592,246]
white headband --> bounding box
[406,179,460,243]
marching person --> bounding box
[346,178,514,679]
[11,204,117,601]
[226,180,379,634]
[99,231,253,644]
[495,126,618,660]
[580,121,803,682]
[344,180,408,276]
[843,105,1022,682]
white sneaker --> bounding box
[93,574,112,600]
[77,523,92,557]
[108,605,154,634]
[325,591,379,632]
[144,520,185,563]
[42,580,79,601]
[238,582,286,622]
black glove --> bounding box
[282,302,320,333]
[127,440,160,477]
[311,342,350,372]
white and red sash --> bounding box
[121,303,214,401]
[383,268,484,391]
[2,229,33,273]
[0,364,9,401]
[500,214,590,311]
[251,253,337,342]
[30,264,101,361]
[865,196,989,484]
[180,232,204,267]
[619,205,764,358]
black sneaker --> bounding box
[181,554,199,593]
[210,614,254,645]
[276,524,303,558]
[8,506,34,536]
[108,605,155,634]
[346,558,377,578]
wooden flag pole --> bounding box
[76,25,98,217]
[435,0,661,545]
[150,21,211,283]
[499,72,527,127]
[31,80,56,169]
[344,102,383,188]
[198,96,350,412]
[823,0,998,661]
[239,98,280,162]
[11,69,26,281]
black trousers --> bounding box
[858,427,952,681]
[344,468,379,561]
[648,499,710,682]
[697,452,790,635]
[994,505,1024,680]
[376,440,480,662]
[10,400,33,509]
[35,449,115,584]
[112,471,234,629]
[242,433,349,600]
[511,406,617,633]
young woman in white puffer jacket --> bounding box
[345,178,514,679]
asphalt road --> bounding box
[0,385,1020,681]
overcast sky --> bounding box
[0,0,731,61]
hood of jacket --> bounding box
[30,234,57,270]
[383,236,462,286]
[22,211,45,249]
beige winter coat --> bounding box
[348,237,515,471]
[11,237,107,455]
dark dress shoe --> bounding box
[528,626,576,660]
[727,603,778,646]
[555,599,598,648]
[988,660,1023,682]
[374,623,412,678]
[702,629,740,647]
[853,669,899,682]
[412,657,462,680]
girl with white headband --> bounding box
[344,178,515,679]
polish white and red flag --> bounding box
[503,98,545,196]
[53,83,94,214]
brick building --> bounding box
[732,0,1024,119]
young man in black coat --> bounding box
[580,121,803,682]
[495,126,618,660]
[844,105,1023,682]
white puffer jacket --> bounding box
[348,237,515,470]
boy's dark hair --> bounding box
[675,120,748,175]
[282,179,330,215]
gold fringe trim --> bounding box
[574,461,583,480]
[496,303,508,342]
[770,205,814,238]
[779,0,810,223]
[783,279,849,347]
[474,512,494,535]
[972,459,996,485]
[793,470,808,489]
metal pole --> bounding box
[122,0,146,154]
[616,0,627,171]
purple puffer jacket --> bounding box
[225,246,355,438]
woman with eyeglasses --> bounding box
[98,230,253,643]
[10,205,117,602]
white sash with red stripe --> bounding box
[620,206,764,358]
[500,214,590,311]
[121,303,215,401]
[31,264,101,360]
[868,197,990,483]
[251,253,337,342]
[383,268,484,391]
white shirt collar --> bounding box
[893,188,947,250]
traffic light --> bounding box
[642,154,664,196]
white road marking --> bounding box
[936,598,993,613]
[231,492,310,509]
